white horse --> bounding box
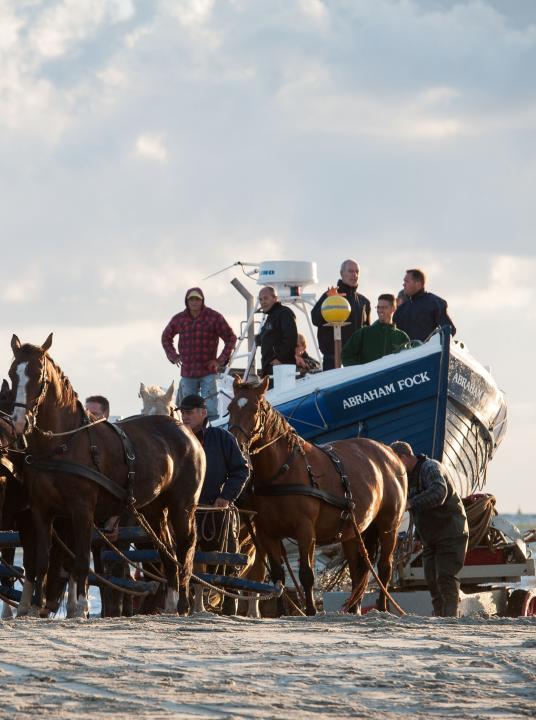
[139,382,176,417]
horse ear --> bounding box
[233,374,242,390]
[41,333,53,352]
[164,381,175,402]
[139,382,147,398]
[11,335,21,353]
[258,376,270,395]
[1,379,9,394]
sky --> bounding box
[0,0,535,512]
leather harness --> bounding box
[252,443,355,535]
[23,406,136,505]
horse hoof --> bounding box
[305,607,317,617]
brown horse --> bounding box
[8,334,205,617]
[228,376,407,616]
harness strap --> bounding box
[106,422,136,502]
[24,456,127,501]
[253,483,353,511]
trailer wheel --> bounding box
[506,589,536,617]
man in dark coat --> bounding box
[311,259,371,370]
[393,268,456,343]
[256,286,298,378]
[391,441,469,617]
[180,394,249,615]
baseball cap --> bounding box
[186,290,203,300]
[179,394,206,411]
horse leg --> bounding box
[70,512,93,619]
[31,509,53,616]
[16,510,36,617]
[167,504,197,616]
[375,524,399,613]
[295,527,316,616]
[342,524,379,613]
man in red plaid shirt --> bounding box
[161,287,237,420]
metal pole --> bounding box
[231,277,256,375]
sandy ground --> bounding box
[0,612,534,719]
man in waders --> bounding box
[391,441,469,617]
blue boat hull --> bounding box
[267,329,507,499]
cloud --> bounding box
[134,133,168,162]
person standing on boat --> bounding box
[341,294,410,366]
[161,287,237,421]
[257,286,298,379]
[311,259,371,370]
[393,268,456,342]
[390,441,468,617]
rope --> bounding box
[280,543,307,608]
[464,494,496,550]
[93,526,167,583]
[343,512,406,617]
[51,529,152,598]
[36,416,106,439]
[130,504,283,602]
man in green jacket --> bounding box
[341,293,409,366]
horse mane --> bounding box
[18,344,78,410]
[143,385,166,397]
[259,396,304,454]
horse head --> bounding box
[8,333,53,435]
[139,381,175,416]
[227,375,270,450]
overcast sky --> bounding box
[1,0,535,511]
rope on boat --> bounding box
[465,494,497,551]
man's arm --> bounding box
[215,314,237,367]
[161,315,181,363]
[219,432,250,502]
[437,300,456,338]
[410,461,448,511]
[341,329,363,366]
[311,291,328,328]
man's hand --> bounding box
[214,497,230,508]
[271,359,282,366]
[104,515,120,542]
[207,360,219,373]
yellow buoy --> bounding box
[321,294,351,323]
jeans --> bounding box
[178,374,219,420]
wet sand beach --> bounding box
[1,612,534,719]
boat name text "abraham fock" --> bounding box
[342,372,431,409]
[451,372,485,403]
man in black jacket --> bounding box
[391,441,468,617]
[257,286,298,378]
[311,259,371,370]
[180,394,249,614]
[393,268,456,342]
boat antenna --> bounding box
[203,261,259,281]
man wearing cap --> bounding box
[311,259,371,370]
[180,393,249,614]
[162,287,237,421]
[390,441,468,617]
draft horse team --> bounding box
[0,334,407,618]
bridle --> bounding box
[12,357,49,436]
[229,398,300,458]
